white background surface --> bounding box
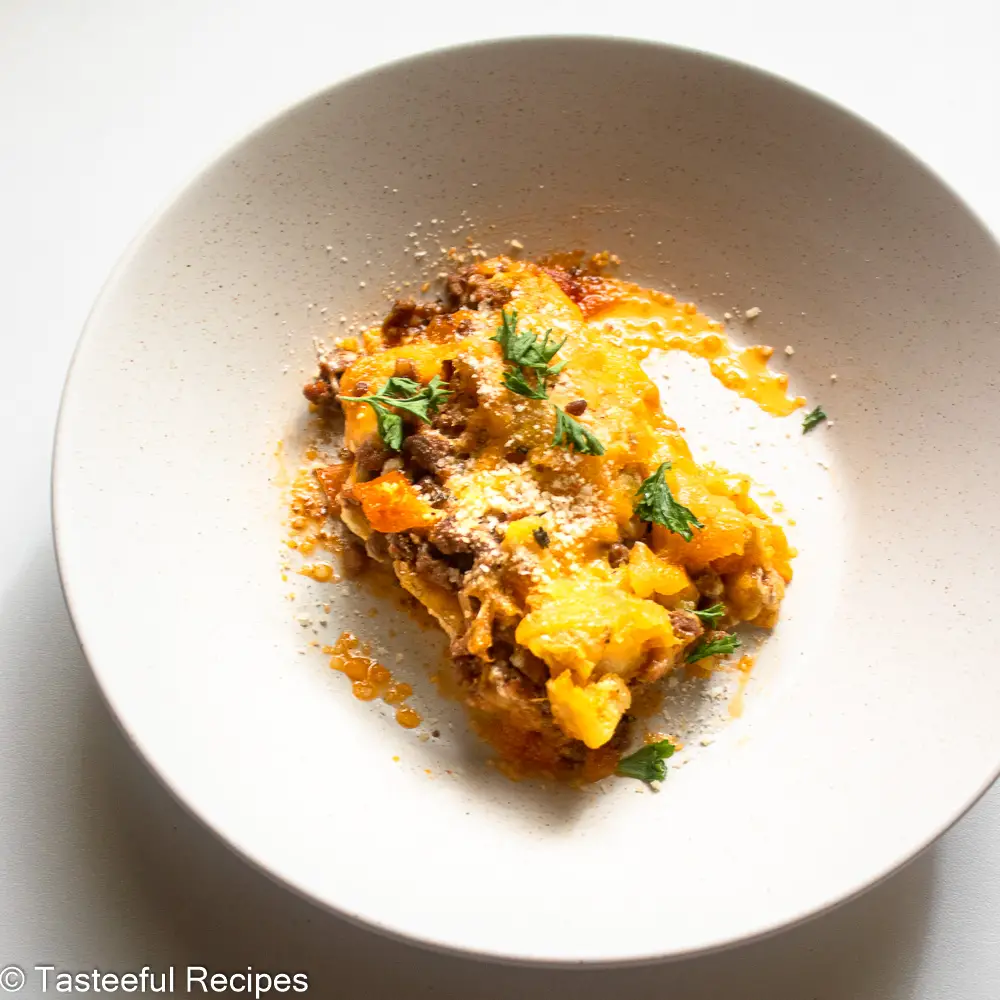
[1,1,998,996]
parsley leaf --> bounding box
[369,406,404,451]
[379,375,451,420]
[379,375,421,395]
[686,633,741,664]
[493,308,605,456]
[343,375,452,451]
[493,307,568,400]
[693,603,725,626]
[634,462,704,541]
[522,336,567,374]
[502,368,550,400]
[552,406,605,455]
[616,739,677,784]
[490,307,525,359]
[802,405,827,433]
[491,308,567,372]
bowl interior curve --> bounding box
[54,37,1000,963]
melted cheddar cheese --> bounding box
[309,255,797,771]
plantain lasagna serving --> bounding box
[302,255,797,780]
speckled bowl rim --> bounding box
[52,34,1000,967]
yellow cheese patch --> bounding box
[516,578,679,684]
[546,671,632,750]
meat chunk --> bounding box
[692,569,725,600]
[428,516,498,572]
[302,379,332,405]
[402,429,455,474]
[381,299,442,343]
[353,438,389,478]
[428,515,474,556]
[414,544,463,591]
[668,609,704,641]
[416,480,451,508]
[470,662,547,733]
[445,268,512,310]
[451,654,480,688]
[302,348,358,404]
[384,529,467,592]
[386,531,419,562]
[607,542,629,568]
[431,404,469,437]
[321,347,358,377]
[724,566,785,626]
[632,613,703,684]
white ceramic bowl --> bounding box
[54,37,1000,964]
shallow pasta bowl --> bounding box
[53,36,1000,964]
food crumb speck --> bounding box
[745,306,762,320]
[784,345,795,356]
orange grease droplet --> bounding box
[396,706,421,729]
[328,631,422,729]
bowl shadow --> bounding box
[83,683,938,996]
[6,543,937,994]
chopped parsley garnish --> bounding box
[634,462,704,541]
[493,307,567,401]
[502,368,550,400]
[493,307,605,455]
[802,405,827,433]
[553,406,605,455]
[491,307,567,375]
[342,375,451,450]
[532,527,550,548]
[693,603,725,626]
[616,739,677,785]
[686,633,741,664]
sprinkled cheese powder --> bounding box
[295,253,810,782]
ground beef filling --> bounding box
[302,262,743,775]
